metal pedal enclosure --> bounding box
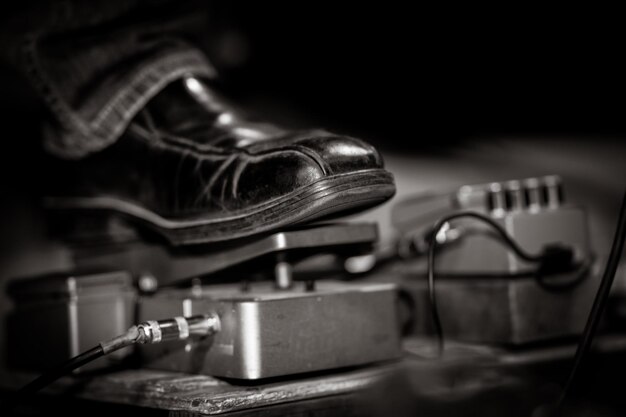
[138,281,402,379]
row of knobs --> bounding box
[487,175,563,214]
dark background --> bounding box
[2,4,624,159]
[202,4,626,151]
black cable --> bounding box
[3,314,219,413]
[557,190,626,407]
[2,326,137,413]
[3,346,104,411]
[426,211,579,356]
[17,346,104,397]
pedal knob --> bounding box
[523,178,542,212]
[543,175,563,209]
[505,180,524,212]
[487,182,506,216]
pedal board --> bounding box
[7,223,403,379]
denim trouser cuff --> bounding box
[42,48,216,159]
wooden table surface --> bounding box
[4,335,626,416]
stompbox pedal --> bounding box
[139,281,401,379]
[133,223,402,379]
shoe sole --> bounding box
[45,169,395,246]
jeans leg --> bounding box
[1,0,216,159]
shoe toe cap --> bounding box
[229,131,388,209]
[244,131,385,175]
[294,134,384,174]
[233,150,325,207]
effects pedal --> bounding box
[388,176,595,344]
[136,223,402,379]
[139,280,401,379]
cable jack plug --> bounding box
[99,314,220,354]
[136,314,221,345]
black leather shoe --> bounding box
[45,77,395,245]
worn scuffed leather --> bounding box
[49,78,388,220]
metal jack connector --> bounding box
[136,314,220,345]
